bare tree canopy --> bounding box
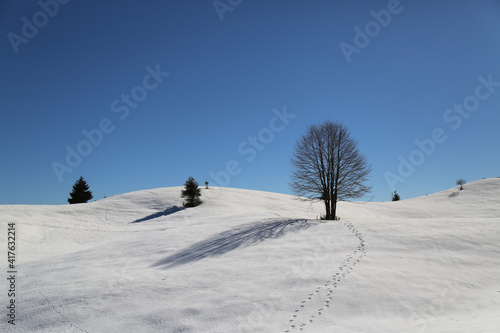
[290,121,371,220]
[456,178,466,190]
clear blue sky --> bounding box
[1,0,499,205]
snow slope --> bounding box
[1,178,499,332]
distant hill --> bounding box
[1,179,499,332]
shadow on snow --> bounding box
[153,219,314,269]
[130,206,185,223]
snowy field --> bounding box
[1,178,500,332]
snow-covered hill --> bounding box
[1,178,499,332]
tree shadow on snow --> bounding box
[153,219,313,269]
[131,206,185,223]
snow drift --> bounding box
[1,178,499,332]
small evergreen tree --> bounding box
[456,178,466,190]
[68,176,93,204]
[392,190,400,201]
[181,177,202,207]
[205,181,209,189]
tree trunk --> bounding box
[324,198,331,220]
[331,193,337,220]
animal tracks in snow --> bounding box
[38,289,91,333]
[285,220,366,332]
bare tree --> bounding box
[456,178,466,190]
[290,121,371,220]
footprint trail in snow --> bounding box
[285,220,366,332]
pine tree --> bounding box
[392,190,400,201]
[181,177,202,207]
[67,176,93,204]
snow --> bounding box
[1,178,499,332]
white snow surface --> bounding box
[1,178,500,332]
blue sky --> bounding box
[1,0,499,205]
